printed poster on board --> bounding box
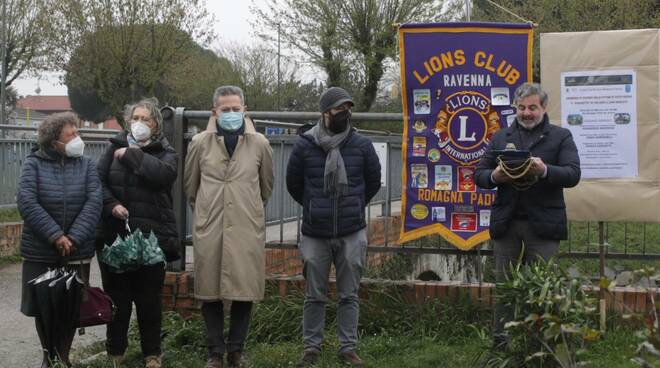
[560,69,638,179]
[399,22,533,250]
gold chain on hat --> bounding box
[496,155,538,191]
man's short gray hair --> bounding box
[213,85,245,106]
[513,82,548,108]
[123,97,162,132]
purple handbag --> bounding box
[78,286,115,327]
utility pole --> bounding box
[0,0,7,129]
[465,0,471,21]
[277,22,281,110]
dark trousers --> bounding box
[492,220,559,340]
[201,300,253,355]
[99,262,166,357]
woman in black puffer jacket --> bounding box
[96,97,179,368]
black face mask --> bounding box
[328,110,351,134]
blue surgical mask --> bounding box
[218,112,244,132]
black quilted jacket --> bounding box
[286,125,381,238]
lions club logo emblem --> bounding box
[432,91,500,166]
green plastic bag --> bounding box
[100,218,165,273]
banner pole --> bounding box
[465,0,471,21]
[599,221,607,332]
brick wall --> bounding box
[161,272,660,318]
[161,272,201,317]
[0,222,22,258]
[162,213,658,317]
[366,215,400,245]
[265,248,302,276]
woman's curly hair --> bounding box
[37,112,80,149]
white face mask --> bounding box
[130,121,152,142]
[60,136,85,157]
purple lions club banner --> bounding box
[398,22,533,250]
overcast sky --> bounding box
[13,0,262,96]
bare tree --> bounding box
[471,0,660,81]
[2,0,51,86]
[216,42,321,111]
[253,0,457,111]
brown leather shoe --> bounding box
[338,350,364,366]
[297,350,320,367]
[206,353,223,368]
[145,355,162,368]
[227,351,246,367]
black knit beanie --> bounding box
[319,87,354,113]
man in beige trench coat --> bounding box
[184,85,274,368]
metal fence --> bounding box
[0,138,109,205]
[3,110,660,272]
[0,121,402,226]
[260,135,401,227]
[179,135,402,239]
[164,109,660,273]
[165,108,409,270]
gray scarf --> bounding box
[306,120,351,194]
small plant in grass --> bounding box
[630,266,660,367]
[483,258,600,367]
[247,286,306,344]
[49,358,68,368]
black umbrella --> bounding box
[64,272,85,331]
[29,268,63,363]
[50,269,84,366]
[29,267,85,365]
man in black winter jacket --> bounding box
[286,87,381,367]
[474,82,581,347]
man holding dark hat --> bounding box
[286,87,381,367]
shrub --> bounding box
[484,259,600,367]
[631,267,660,367]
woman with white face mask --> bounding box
[96,97,179,368]
[17,112,103,367]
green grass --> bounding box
[398,221,660,257]
[0,254,21,268]
[391,221,660,282]
[556,221,660,278]
[73,315,643,368]
[584,328,639,368]
[74,283,490,367]
[73,281,647,368]
[245,336,487,367]
[564,221,660,255]
[0,207,21,222]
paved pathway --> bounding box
[0,202,400,367]
[0,261,105,368]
